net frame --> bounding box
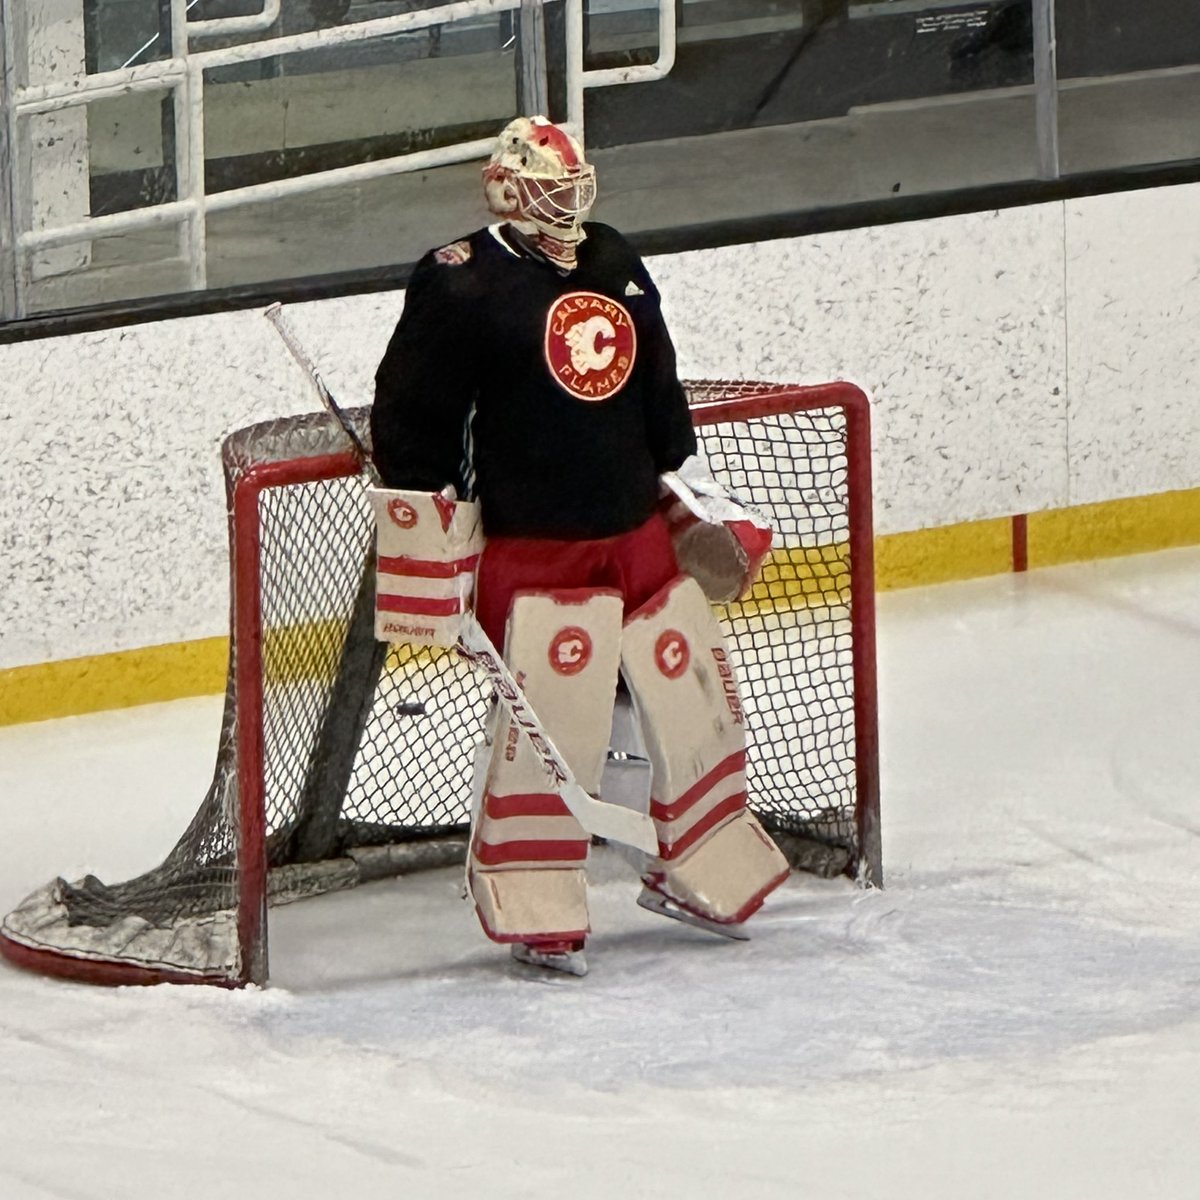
[0,381,878,988]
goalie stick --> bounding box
[264,303,660,856]
[264,303,379,483]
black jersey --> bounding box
[371,222,697,540]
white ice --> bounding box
[1,549,1198,1199]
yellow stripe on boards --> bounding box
[0,637,228,728]
[874,517,1015,591]
[732,544,852,618]
[1028,487,1200,569]
[259,617,451,690]
[0,629,448,728]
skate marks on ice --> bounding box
[259,857,1200,1094]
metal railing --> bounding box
[2,0,678,317]
[566,0,675,128]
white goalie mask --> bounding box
[483,116,597,251]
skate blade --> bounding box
[510,944,589,978]
[636,888,751,941]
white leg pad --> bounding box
[623,575,789,923]
[642,810,789,926]
[486,588,625,796]
[469,588,623,942]
[621,574,747,813]
[472,867,590,943]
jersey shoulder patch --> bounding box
[432,239,473,266]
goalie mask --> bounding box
[483,116,597,265]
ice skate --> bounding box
[510,938,588,977]
[636,885,750,941]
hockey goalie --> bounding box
[370,116,788,976]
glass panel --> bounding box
[582,0,1040,234]
[18,2,520,315]
[1055,0,1200,175]
[201,6,518,290]
[23,90,187,316]
[85,0,173,73]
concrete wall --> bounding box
[1,180,1198,671]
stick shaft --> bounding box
[264,302,380,483]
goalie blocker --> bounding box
[367,487,483,648]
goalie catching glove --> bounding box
[367,487,483,648]
[659,454,773,603]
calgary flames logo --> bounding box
[544,291,637,401]
[654,630,690,680]
[549,626,593,676]
[387,498,418,528]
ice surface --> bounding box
[1,549,1198,1199]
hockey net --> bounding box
[0,381,878,987]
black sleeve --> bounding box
[634,257,697,474]
[370,253,479,493]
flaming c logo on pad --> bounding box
[387,498,418,528]
[655,630,689,680]
[545,291,637,401]
[549,627,593,676]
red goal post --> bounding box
[0,380,878,988]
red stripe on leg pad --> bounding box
[484,792,573,819]
[473,839,591,867]
[658,791,747,860]
[378,553,480,579]
[649,750,746,824]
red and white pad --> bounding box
[621,574,789,926]
[659,454,773,603]
[367,488,483,648]
[469,588,624,944]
